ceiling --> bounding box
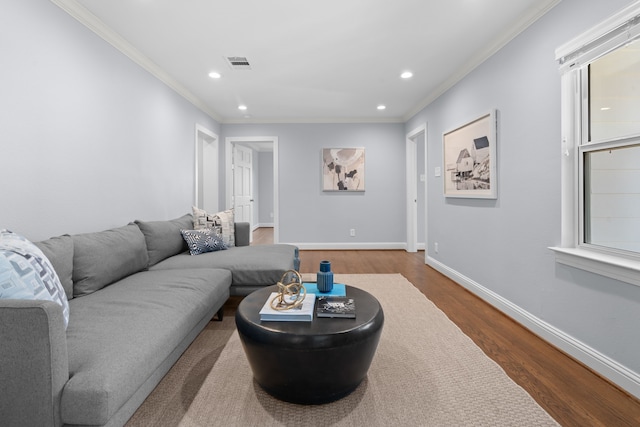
[53,0,560,124]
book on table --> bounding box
[302,282,346,296]
[259,292,316,322]
[316,296,356,318]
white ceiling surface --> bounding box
[54,0,560,123]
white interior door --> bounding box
[233,145,253,228]
[225,136,278,244]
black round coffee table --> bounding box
[235,285,384,404]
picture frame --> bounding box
[322,148,365,192]
[443,110,497,199]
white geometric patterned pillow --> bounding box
[0,229,70,329]
[214,209,235,247]
[192,206,218,230]
[180,229,227,255]
[191,206,235,247]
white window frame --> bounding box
[551,1,640,288]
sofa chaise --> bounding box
[0,213,299,427]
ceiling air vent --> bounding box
[225,56,252,70]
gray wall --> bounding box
[0,0,219,241]
[406,0,640,395]
[222,123,406,247]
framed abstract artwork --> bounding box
[322,148,365,191]
[443,110,497,199]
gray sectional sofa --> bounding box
[0,214,299,427]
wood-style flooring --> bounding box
[247,227,640,427]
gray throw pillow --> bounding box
[135,214,192,267]
[35,234,74,301]
[72,224,149,297]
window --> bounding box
[584,144,640,254]
[553,3,640,287]
[585,43,640,255]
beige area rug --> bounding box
[127,274,559,427]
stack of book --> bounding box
[259,292,316,322]
[258,285,357,321]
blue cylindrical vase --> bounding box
[317,260,334,293]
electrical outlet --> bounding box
[350,228,356,237]
[434,242,439,253]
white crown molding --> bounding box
[53,0,561,125]
[51,0,224,122]
[50,0,410,125]
[403,0,562,121]
[221,116,405,125]
[426,255,640,400]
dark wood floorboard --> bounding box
[248,227,640,427]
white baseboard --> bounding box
[426,256,640,400]
[253,223,274,230]
[291,242,407,250]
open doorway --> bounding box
[406,124,427,254]
[225,136,279,244]
[194,124,218,213]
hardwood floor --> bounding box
[249,227,640,426]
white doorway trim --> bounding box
[194,124,219,212]
[406,123,427,254]
[406,136,417,253]
[225,136,280,244]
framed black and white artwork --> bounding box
[322,148,365,192]
[443,110,497,199]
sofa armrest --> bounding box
[0,299,69,427]
[234,222,251,247]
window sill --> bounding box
[549,247,640,288]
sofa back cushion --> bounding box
[135,214,192,267]
[35,235,74,301]
[72,224,149,297]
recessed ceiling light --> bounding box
[208,71,221,79]
[377,105,386,110]
[401,71,413,79]
[238,105,248,111]
[600,107,611,111]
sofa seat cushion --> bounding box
[61,268,231,426]
[149,244,297,287]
